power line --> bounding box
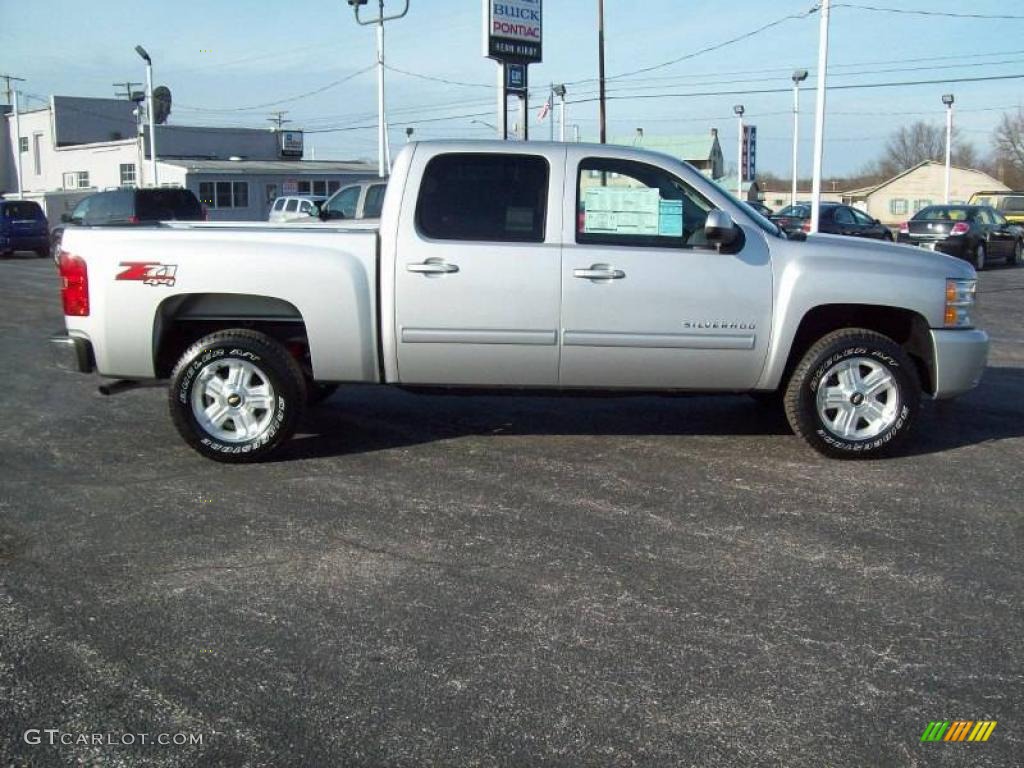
[833,3,1024,20]
[0,73,26,105]
[177,65,376,112]
[382,64,492,89]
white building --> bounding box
[1,96,376,221]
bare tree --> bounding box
[993,108,1024,186]
[875,121,975,177]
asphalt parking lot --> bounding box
[1,253,1022,767]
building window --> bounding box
[19,137,28,153]
[199,180,249,209]
[327,180,341,194]
[32,133,43,175]
[120,163,136,187]
[890,199,908,215]
[913,199,933,212]
[64,171,90,189]
[296,180,312,195]
[312,180,327,197]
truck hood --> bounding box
[788,232,976,281]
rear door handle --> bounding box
[574,266,625,280]
[407,261,459,274]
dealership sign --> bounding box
[278,130,304,158]
[483,0,542,63]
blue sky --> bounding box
[2,0,1023,177]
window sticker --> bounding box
[583,188,660,235]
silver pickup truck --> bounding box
[51,140,988,462]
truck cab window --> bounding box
[416,153,548,242]
[576,158,713,248]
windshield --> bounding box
[777,204,810,218]
[913,206,971,221]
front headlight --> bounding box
[945,278,976,328]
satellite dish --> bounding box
[152,85,172,124]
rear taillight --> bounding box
[801,220,811,232]
[201,205,209,221]
[899,221,909,234]
[950,222,970,236]
[58,251,89,316]
[127,215,140,224]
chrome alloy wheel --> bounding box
[190,359,277,443]
[815,356,900,441]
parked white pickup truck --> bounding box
[51,140,988,462]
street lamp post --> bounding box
[348,0,410,178]
[791,69,809,207]
[943,93,955,204]
[734,104,745,200]
[135,45,157,187]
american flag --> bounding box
[537,98,550,122]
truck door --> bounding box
[559,154,772,390]
[394,150,563,386]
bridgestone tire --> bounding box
[1011,239,1023,267]
[169,330,307,462]
[784,328,920,459]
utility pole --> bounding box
[13,89,23,199]
[267,111,292,130]
[791,69,808,207]
[734,105,745,200]
[809,0,830,234]
[0,73,25,106]
[113,81,142,100]
[942,93,955,204]
[597,0,606,143]
[350,0,410,178]
[554,84,567,142]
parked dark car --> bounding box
[896,204,1023,270]
[746,200,773,217]
[0,199,49,258]
[51,187,205,261]
[771,202,893,241]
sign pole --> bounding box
[484,0,542,142]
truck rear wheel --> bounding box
[784,329,920,458]
[168,330,307,462]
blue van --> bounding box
[0,199,49,257]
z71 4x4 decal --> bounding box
[116,262,178,287]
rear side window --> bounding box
[136,189,203,221]
[2,201,44,219]
[273,198,286,211]
[285,199,298,212]
[363,183,387,218]
[416,153,548,242]
[1002,196,1024,213]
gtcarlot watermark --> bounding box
[24,729,205,747]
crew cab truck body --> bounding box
[51,140,988,461]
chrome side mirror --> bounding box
[705,209,738,247]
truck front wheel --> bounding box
[784,329,920,458]
[168,330,307,462]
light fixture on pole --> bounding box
[809,0,831,234]
[553,84,567,142]
[942,93,955,204]
[734,104,745,200]
[348,0,410,178]
[135,45,158,187]
[791,69,809,207]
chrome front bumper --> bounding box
[930,328,989,399]
[49,333,94,373]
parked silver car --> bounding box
[267,195,327,224]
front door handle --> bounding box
[574,266,625,280]
[407,261,459,274]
